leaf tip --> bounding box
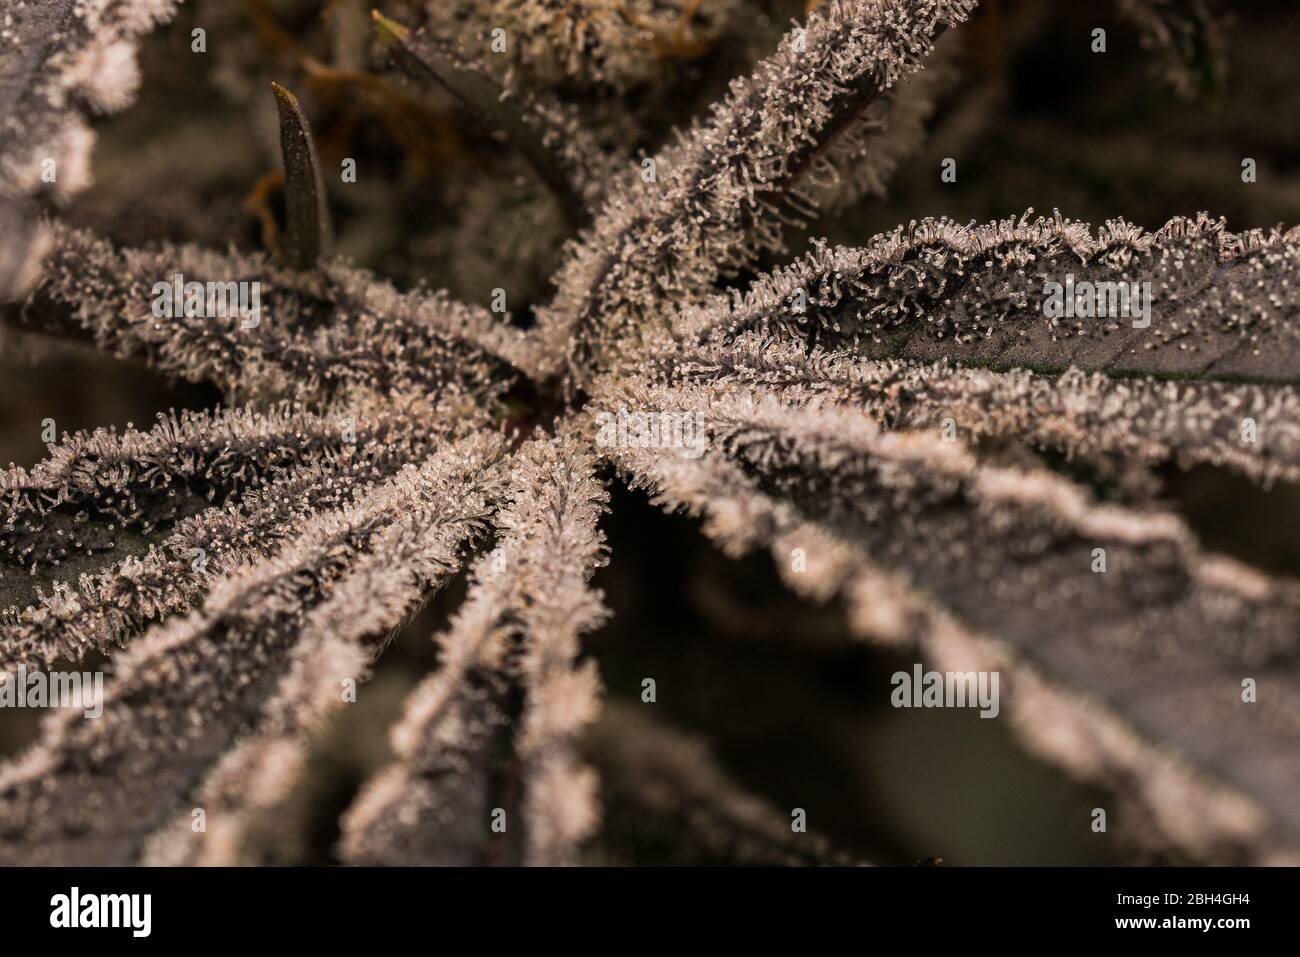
[371,10,409,45]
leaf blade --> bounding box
[271,82,332,270]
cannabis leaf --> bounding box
[0,0,1295,867]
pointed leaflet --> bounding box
[0,433,508,865]
[531,0,979,381]
[373,12,613,226]
[678,212,1300,385]
[2,397,445,670]
[1,224,523,403]
[141,442,511,864]
[2,402,394,571]
[595,378,1300,863]
[271,83,332,270]
[662,332,1300,485]
[341,434,609,866]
